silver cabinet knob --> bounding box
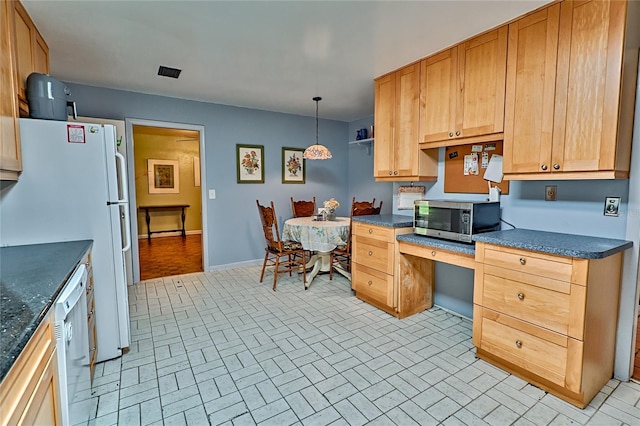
[517,293,524,300]
[367,280,372,286]
[541,164,548,171]
[388,171,393,175]
[515,340,522,348]
[553,163,560,170]
[431,251,436,256]
[449,132,454,137]
[455,131,460,136]
[368,251,373,256]
[393,171,398,175]
[519,258,526,265]
[368,229,373,234]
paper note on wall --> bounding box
[464,153,479,175]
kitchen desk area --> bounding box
[0,240,93,425]
[352,214,633,408]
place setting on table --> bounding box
[282,198,351,289]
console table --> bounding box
[138,204,189,240]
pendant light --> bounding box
[303,97,332,160]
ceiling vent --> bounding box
[157,66,181,79]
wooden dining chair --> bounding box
[352,198,383,217]
[291,196,316,217]
[330,203,382,279]
[256,200,307,290]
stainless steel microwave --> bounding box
[413,200,501,243]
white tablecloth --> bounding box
[282,217,350,252]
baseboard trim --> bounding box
[138,230,202,239]
[209,259,262,271]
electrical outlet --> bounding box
[545,185,557,201]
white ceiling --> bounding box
[22,0,549,122]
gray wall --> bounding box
[65,83,353,268]
[347,115,393,213]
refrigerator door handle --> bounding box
[121,204,132,253]
[115,151,128,203]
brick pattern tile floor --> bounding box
[87,267,640,425]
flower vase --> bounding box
[327,209,336,221]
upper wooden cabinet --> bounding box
[420,26,508,147]
[374,63,437,181]
[1,0,22,180]
[12,0,49,117]
[504,0,639,179]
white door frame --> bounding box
[125,118,208,283]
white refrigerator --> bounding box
[0,118,132,363]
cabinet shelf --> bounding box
[348,138,374,154]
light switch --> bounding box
[209,189,216,199]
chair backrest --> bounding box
[352,198,383,217]
[353,205,382,216]
[291,196,316,218]
[351,197,376,215]
[257,200,282,252]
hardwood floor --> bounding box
[138,234,202,280]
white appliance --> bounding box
[54,263,91,425]
[0,118,132,363]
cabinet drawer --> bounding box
[353,222,394,243]
[353,263,393,308]
[477,307,581,390]
[482,245,573,282]
[353,235,392,274]
[480,265,585,337]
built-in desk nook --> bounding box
[352,215,633,408]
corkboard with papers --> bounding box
[444,142,509,194]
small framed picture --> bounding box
[282,147,305,184]
[148,159,179,194]
[236,144,264,184]
[604,196,620,217]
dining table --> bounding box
[282,216,351,289]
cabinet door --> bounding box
[503,5,559,174]
[394,63,421,177]
[33,31,49,74]
[12,1,34,104]
[373,73,395,178]
[552,0,626,172]
[457,27,507,139]
[420,47,457,143]
[1,0,21,178]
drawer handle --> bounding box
[368,229,373,234]
[367,280,372,286]
[90,347,97,352]
[515,340,522,349]
[519,258,526,265]
[431,251,436,256]
[517,293,524,301]
[368,251,373,256]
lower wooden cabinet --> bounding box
[352,222,430,318]
[85,252,97,383]
[473,242,623,408]
[0,310,61,425]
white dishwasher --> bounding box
[55,263,91,425]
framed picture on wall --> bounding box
[282,147,305,184]
[237,144,264,183]
[148,159,179,194]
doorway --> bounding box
[125,119,208,283]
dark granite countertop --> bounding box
[473,229,632,259]
[396,234,476,256]
[352,214,413,228]
[0,240,93,382]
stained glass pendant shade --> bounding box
[303,97,332,160]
